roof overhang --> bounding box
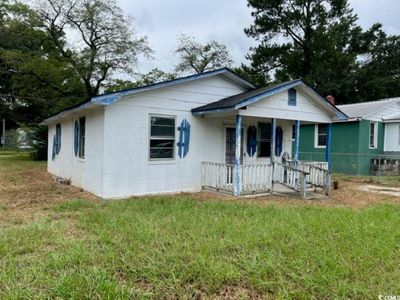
[41,68,256,125]
[192,80,348,122]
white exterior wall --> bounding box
[240,89,332,123]
[47,108,105,196]
[384,122,400,152]
[101,76,246,198]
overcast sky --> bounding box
[117,0,400,75]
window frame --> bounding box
[314,124,327,149]
[288,88,297,106]
[148,114,176,161]
[369,122,378,149]
[257,122,272,158]
[78,117,86,159]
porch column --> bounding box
[294,120,300,161]
[271,118,276,162]
[271,118,276,193]
[234,114,242,196]
[325,123,332,171]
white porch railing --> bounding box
[201,162,273,194]
[242,163,273,193]
[202,160,330,198]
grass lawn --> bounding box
[1,152,400,299]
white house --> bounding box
[42,68,346,199]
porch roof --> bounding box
[191,79,347,121]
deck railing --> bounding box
[273,161,309,198]
[201,162,273,194]
[201,160,330,198]
[294,161,330,192]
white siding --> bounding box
[384,122,400,152]
[240,89,332,123]
[101,76,246,198]
[47,108,105,196]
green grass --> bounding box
[1,199,400,298]
[1,152,400,298]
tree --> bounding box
[105,68,176,93]
[35,0,152,98]
[175,34,233,74]
[356,24,400,101]
[245,0,369,103]
[0,1,85,125]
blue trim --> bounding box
[294,120,300,161]
[325,123,332,171]
[235,81,303,109]
[92,68,255,106]
[193,80,303,115]
[43,68,256,124]
[234,115,242,196]
[74,121,79,156]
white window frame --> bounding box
[148,114,176,161]
[369,122,378,149]
[314,124,327,149]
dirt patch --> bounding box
[0,158,99,227]
[189,179,400,209]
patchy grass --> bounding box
[333,173,400,187]
[0,152,400,298]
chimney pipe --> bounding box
[326,95,335,105]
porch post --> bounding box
[325,123,332,195]
[271,118,276,193]
[325,123,332,171]
[271,118,276,162]
[294,120,300,161]
[234,114,242,196]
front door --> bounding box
[225,127,243,164]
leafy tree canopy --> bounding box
[175,34,233,74]
[244,0,399,104]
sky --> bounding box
[117,0,400,75]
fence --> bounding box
[298,152,400,180]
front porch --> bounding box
[199,114,333,199]
[191,79,341,199]
[201,160,330,199]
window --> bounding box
[288,88,297,106]
[315,124,327,148]
[257,122,271,157]
[370,122,378,149]
[55,123,61,155]
[149,115,175,159]
[79,117,86,158]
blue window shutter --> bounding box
[52,134,56,160]
[55,124,62,154]
[177,119,191,158]
[288,88,297,106]
[246,126,257,157]
[74,121,79,156]
[275,126,283,156]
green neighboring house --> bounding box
[297,98,400,175]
